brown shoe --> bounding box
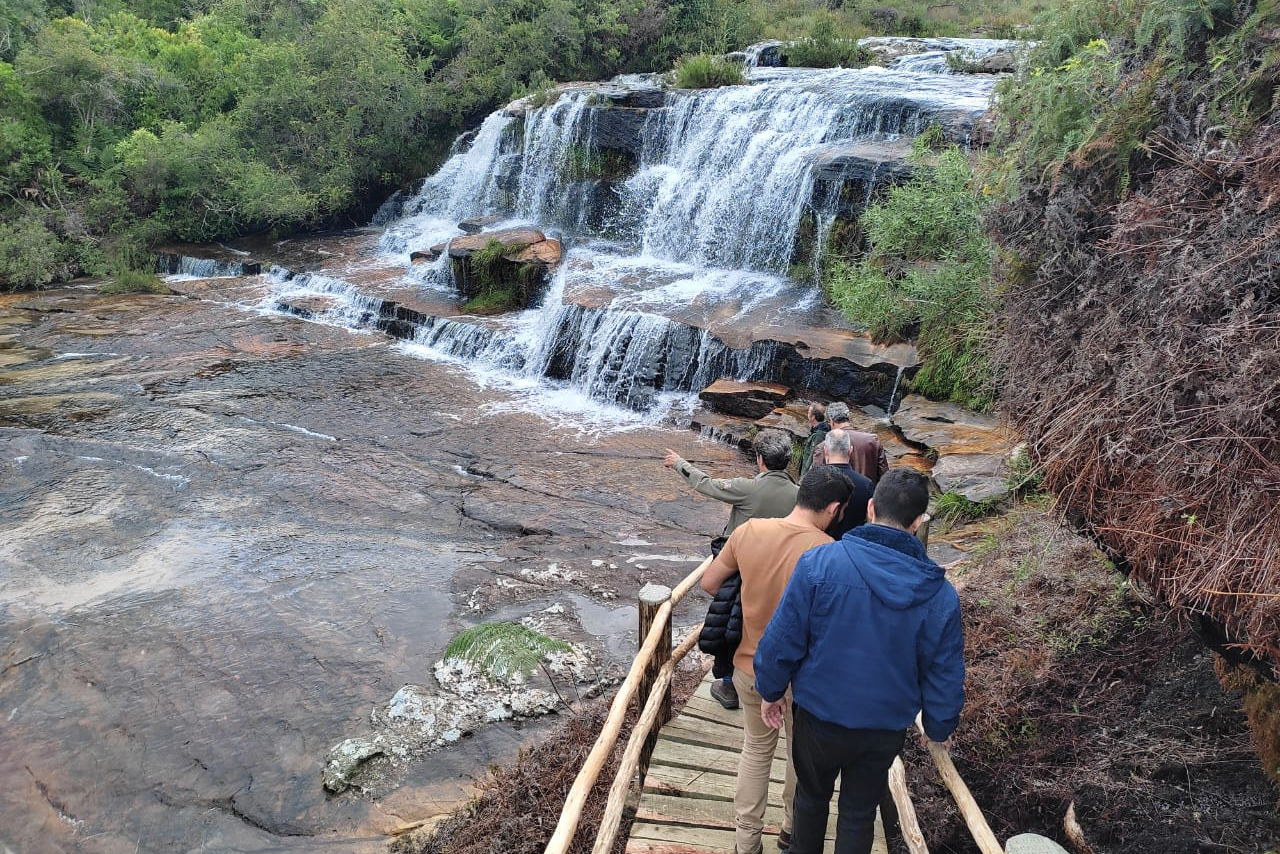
[710,678,739,709]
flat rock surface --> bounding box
[893,394,1009,455]
[0,285,738,854]
[932,452,1010,502]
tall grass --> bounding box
[672,53,746,88]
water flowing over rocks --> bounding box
[0,40,1026,853]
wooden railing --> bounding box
[543,556,711,854]
[542,555,1008,854]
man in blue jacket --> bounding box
[754,468,965,854]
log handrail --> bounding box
[590,623,703,854]
[542,557,709,854]
[544,554,1008,854]
[915,715,1005,854]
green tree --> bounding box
[16,17,138,157]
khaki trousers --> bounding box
[733,670,795,854]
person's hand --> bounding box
[919,731,952,752]
[761,698,786,730]
[662,448,681,468]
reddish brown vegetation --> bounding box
[992,98,1280,670]
[905,509,1280,853]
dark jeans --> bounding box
[712,648,734,680]
[790,704,906,854]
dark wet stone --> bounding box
[457,215,503,234]
[698,379,792,419]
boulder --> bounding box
[932,453,1009,503]
[509,238,563,266]
[427,227,547,261]
[322,736,385,793]
[458,215,504,234]
[699,379,792,419]
[977,50,1016,73]
[422,227,563,312]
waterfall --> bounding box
[353,51,1007,414]
[386,64,995,274]
[157,253,259,279]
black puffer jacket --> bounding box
[697,573,743,656]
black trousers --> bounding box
[790,704,906,854]
[711,648,734,680]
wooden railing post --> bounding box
[637,583,672,773]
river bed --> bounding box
[0,284,734,854]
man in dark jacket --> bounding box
[815,402,889,484]
[818,428,874,541]
[797,402,829,478]
[754,468,965,854]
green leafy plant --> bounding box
[782,14,871,68]
[443,622,571,682]
[100,268,169,294]
[933,490,1002,526]
[825,142,997,409]
[672,53,745,89]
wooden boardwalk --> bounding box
[627,672,887,854]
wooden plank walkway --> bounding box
[627,672,886,854]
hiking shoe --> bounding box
[710,679,739,709]
[777,831,791,851]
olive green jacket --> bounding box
[672,458,798,537]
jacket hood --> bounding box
[842,524,943,610]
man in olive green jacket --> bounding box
[663,428,798,539]
[662,428,798,709]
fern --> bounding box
[443,622,571,681]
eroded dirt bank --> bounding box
[0,284,739,854]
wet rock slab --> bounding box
[0,285,734,854]
[698,378,792,419]
[893,394,1013,501]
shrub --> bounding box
[783,15,872,68]
[100,268,170,294]
[826,143,996,410]
[672,53,745,89]
[0,215,62,290]
[934,490,1002,526]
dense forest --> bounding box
[0,0,1038,290]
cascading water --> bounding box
[272,48,1011,415]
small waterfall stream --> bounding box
[256,46,1014,416]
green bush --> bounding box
[988,0,1236,194]
[825,142,996,410]
[672,53,745,89]
[100,268,170,294]
[0,215,63,290]
[783,14,871,68]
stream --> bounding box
[0,38,1017,853]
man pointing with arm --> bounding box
[754,468,965,854]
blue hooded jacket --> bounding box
[753,523,965,741]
